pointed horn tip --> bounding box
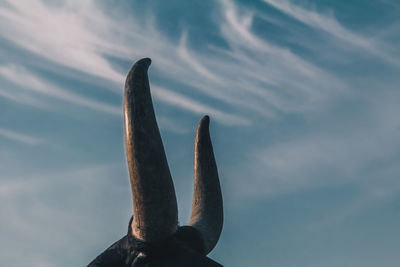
[127,57,152,76]
[136,57,152,67]
[199,115,210,129]
[125,58,152,91]
[197,116,210,137]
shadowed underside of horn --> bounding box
[189,116,223,255]
[124,58,178,242]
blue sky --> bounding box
[0,0,399,266]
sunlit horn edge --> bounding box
[124,58,178,242]
[188,115,223,254]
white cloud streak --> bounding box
[152,85,250,126]
[0,0,124,83]
[0,127,43,146]
[0,0,250,125]
[232,90,400,199]
[0,0,347,126]
[262,0,400,65]
[0,87,46,108]
[0,65,121,115]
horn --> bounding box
[124,58,178,242]
[189,116,223,254]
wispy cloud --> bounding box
[0,65,121,115]
[230,88,400,200]
[0,87,46,108]
[0,0,124,83]
[262,0,400,65]
[0,0,347,126]
[0,127,43,145]
[0,0,397,129]
[215,0,344,113]
[152,85,250,126]
[0,0,250,125]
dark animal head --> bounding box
[88,58,223,267]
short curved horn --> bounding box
[124,58,178,242]
[189,116,223,254]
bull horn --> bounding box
[124,58,178,242]
[189,116,223,254]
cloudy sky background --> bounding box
[0,0,399,266]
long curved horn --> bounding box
[124,58,178,242]
[189,116,223,254]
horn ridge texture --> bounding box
[124,58,178,242]
[189,115,223,255]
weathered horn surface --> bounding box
[189,116,223,254]
[124,58,178,242]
